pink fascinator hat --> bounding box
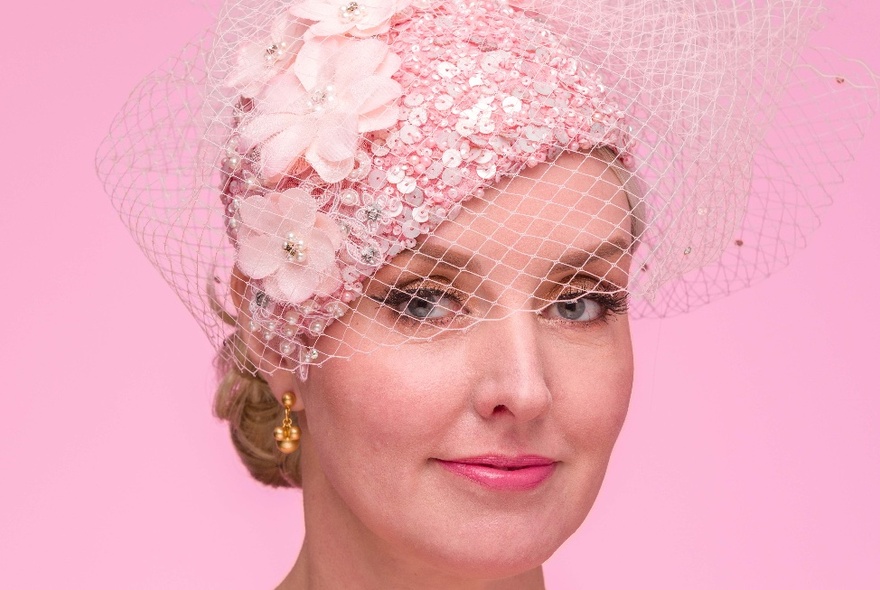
[98,0,877,372]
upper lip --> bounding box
[438,455,556,469]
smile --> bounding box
[435,455,557,491]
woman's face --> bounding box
[289,151,634,578]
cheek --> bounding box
[300,346,457,483]
[551,323,634,459]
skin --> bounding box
[250,151,635,590]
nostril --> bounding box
[492,404,509,416]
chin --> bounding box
[389,509,585,581]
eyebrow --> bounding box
[401,235,633,276]
[547,236,633,275]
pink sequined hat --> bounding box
[98,0,878,371]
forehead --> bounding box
[418,151,632,273]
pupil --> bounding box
[558,299,585,320]
[406,292,440,318]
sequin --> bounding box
[411,204,431,222]
[502,95,522,113]
[403,188,424,207]
[408,107,428,126]
[401,219,422,238]
[370,139,390,156]
[476,163,497,179]
[442,148,463,167]
[386,165,406,184]
[397,176,418,194]
[399,124,423,144]
[424,161,444,179]
[404,93,425,107]
[367,168,387,188]
[437,61,460,78]
[441,167,463,185]
[435,94,454,110]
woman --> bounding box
[98,0,877,587]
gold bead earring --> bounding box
[273,392,301,454]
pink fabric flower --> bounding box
[224,14,308,98]
[236,188,344,304]
[291,0,413,38]
[238,36,402,182]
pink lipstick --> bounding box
[436,455,557,491]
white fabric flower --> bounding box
[238,36,402,182]
[236,188,344,304]
[291,0,413,38]
[224,14,308,98]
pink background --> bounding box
[1,1,878,588]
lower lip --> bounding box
[436,460,556,491]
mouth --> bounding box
[435,455,557,491]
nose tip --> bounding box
[469,312,552,423]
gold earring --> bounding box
[274,393,301,454]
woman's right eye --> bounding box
[385,288,463,321]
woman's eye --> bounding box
[543,295,604,322]
[393,289,460,320]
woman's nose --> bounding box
[467,311,552,424]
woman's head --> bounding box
[226,148,634,578]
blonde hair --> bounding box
[212,146,642,488]
[214,333,302,488]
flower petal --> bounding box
[309,154,355,184]
[314,214,344,250]
[273,263,322,304]
[349,76,402,118]
[238,112,297,151]
[306,19,354,38]
[312,112,359,162]
[289,0,339,22]
[333,38,394,88]
[314,265,343,297]
[239,195,287,235]
[259,123,316,178]
[358,102,401,133]
[373,45,402,79]
[293,37,343,90]
[237,234,284,280]
[276,188,317,230]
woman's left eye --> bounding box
[543,295,604,322]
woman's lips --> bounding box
[435,455,557,491]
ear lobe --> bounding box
[230,268,304,411]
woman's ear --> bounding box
[230,268,305,411]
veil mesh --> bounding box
[97,0,878,374]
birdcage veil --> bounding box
[97,0,878,376]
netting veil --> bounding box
[97,0,877,375]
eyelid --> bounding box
[544,274,612,302]
[389,276,467,303]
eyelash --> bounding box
[375,284,467,327]
[371,279,628,325]
[554,287,630,318]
